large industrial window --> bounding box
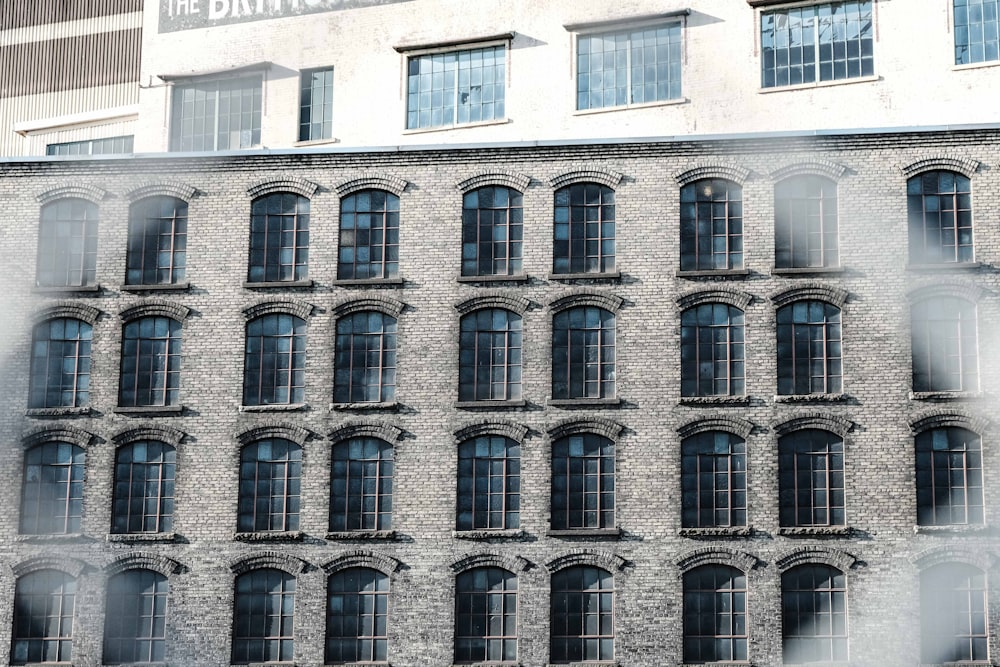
[36,198,98,288]
[781,565,848,663]
[112,441,176,534]
[231,569,295,663]
[119,316,183,408]
[459,308,522,402]
[921,563,989,663]
[775,175,839,269]
[683,565,748,663]
[680,303,745,397]
[47,135,133,156]
[299,67,334,141]
[550,566,614,663]
[11,570,76,664]
[338,190,400,280]
[680,178,743,272]
[170,75,262,151]
[911,297,978,392]
[334,311,397,403]
[103,569,168,664]
[243,313,307,406]
[28,318,92,409]
[20,442,85,535]
[779,429,845,528]
[455,567,518,663]
[330,438,394,532]
[326,568,389,663]
[681,431,747,529]
[776,300,843,395]
[237,439,302,533]
[955,0,1000,65]
[406,44,506,129]
[126,196,187,285]
[462,186,523,277]
[551,433,615,531]
[552,306,616,400]
[916,427,984,526]
[907,171,973,264]
[553,183,616,275]
[248,192,310,283]
[457,435,520,531]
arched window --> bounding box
[237,439,301,533]
[462,186,523,277]
[776,300,842,395]
[551,433,615,531]
[775,175,838,269]
[680,304,745,397]
[553,183,615,275]
[11,570,76,664]
[248,192,310,283]
[781,564,848,663]
[330,438,394,532]
[552,306,616,400]
[36,198,98,288]
[779,429,845,527]
[120,316,183,407]
[683,565,748,663]
[459,309,522,402]
[112,441,176,534]
[550,566,614,663]
[921,563,989,663]
[681,431,747,528]
[326,567,389,664]
[103,569,169,664]
[338,189,400,280]
[908,170,973,264]
[916,427,984,526]
[20,442,85,535]
[911,297,978,392]
[680,178,743,271]
[455,567,518,663]
[232,569,295,663]
[334,311,397,403]
[243,313,307,406]
[127,196,188,285]
[457,435,520,531]
[29,318,92,409]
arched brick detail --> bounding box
[676,288,752,311]
[247,176,319,198]
[36,184,108,204]
[455,420,529,443]
[677,417,754,440]
[770,160,847,182]
[456,170,531,193]
[113,424,185,447]
[676,547,759,573]
[771,283,849,308]
[243,298,314,321]
[105,553,183,577]
[455,294,532,316]
[332,296,405,318]
[775,547,857,572]
[900,156,981,179]
[906,282,984,304]
[549,168,623,189]
[125,181,198,202]
[910,409,987,435]
[329,421,404,444]
[545,550,627,574]
[451,552,530,573]
[548,418,624,441]
[22,425,94,449]
[772,413,853,437]
[120,301,191,323]
[911,546,994,571]
[230,552,309,575]
[32,302,101,325]
[322,551,402,576]
[236,422,311,446]
[12,556,88,578]
[335,174,408,197]
[549,291,624,314]
[675,165,751,186]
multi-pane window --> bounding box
[237,439,302,533]
[576,23,682,110]
[551,434,615,530]
[112,441,176,534]
[779,430,846,528]
[552,307,616,400]
[462,186,523,276]
[170,75,262,151]
[680,179,743,272]
[248,193,310,283]
[459,309,522,402]
[11,570,76,664]
[243,313,307,406]
[406,45,505,129]
[921,563,989,663]
[955,0,1000,64]
[681,432,748,529]
[775,175,839,269]
[120,316,183,407]
[338,190,400,280]
[28,318,92,409]
[46,135,134,156]
[326,568,389,664]
[299,67,334,142]
[683,565,748,663]
[553,183,616,275]
[457,436,520,531]
[761,1,874,88]
[231,569,295,664]
[36,198,98,288]
[455,567,518,663]
[776,300,843,395]
[908,171,973,264]
[335,312,397,403]
[916,427,984,526]
[911,297,979,392]
[20,442,85,535]
[127,196,187,285]
[781,565,848,663]
[103,570,168,665]
[330,438,394,532]
[550,566,614,663]
[680,304,746,397]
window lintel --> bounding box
[451,552,530,573]
[243,298,314,321]
[456,294,531,316]
[329,421,403,444]
[334,173,408,197]
[545,550,627,574]
[677,417,754,440]
[105,552,182,577]
[157,60,270,83]
[32,302,101,325]
[126,181,197,202]
[770,160,847,181]
[676,288,752,310]
[229,552,309,576]
[393,32,514,54]
[22,426,93,450]
[911,546,995,571]
[120,301,190,323]
[455,420,529,443]
[775,547,856,572]
[563,10,690,33]
[36,184,108,205]
[900,156,981,179]
[676,547,758,573]
[112,425,185,447]
[323,550,402,576]
[773,413,853,437]
[548,418,623,441]
[456,170,530,193]
[235,422,311,447]
[549,168,623,190]
[247,176,319,199]
[675,165,751,187]
[12,556,87,578]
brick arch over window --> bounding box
[770,160,848,181]
[120,301,191,323]
[771,283,849,309]
[455,420,529,443]
[36,184,108,205]
[11,556,88,579]
[545,550,627,574]
[105,553,182,577]
[322,551,402,576]
[451,552,531,574]
[457,170,531,193]
[772,413,853,438]
[113,425,185,447]
[329,421,404,444]
[332,296,406,318]
[548,417,624,442]
[775,547,857,572]
[911,546,995,572]
[243,298,314,321]
[675,164,752,187]
[900,156,981,179]
[549,291,624,314]
[455,294,532,316]
[911,409,987,434]
[125,181,198,203]
[32,302,101,325]
[22,426,94,450]
[235,422,311,447]
[906,282,985,304]
[246,176,319,199]
[335,174,408,197]
[677,416,754,440]
[676,288,752,311]
[229,552,309,576]
[676,547,759,574]
[549,168,623,189]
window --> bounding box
[680,178,743,272]
[775,175,839,269]
[237,439,302,533]
[243,313,307,406]
[47,135,133,156]
[680,304,745,397]
[462,186,523,276]
[576,23,682,110]
[299,67,334,141]
[683,565,748,663]
[112,441,176,534]
[334,312,397,403]
[103,570,168,664]
[28,318,92,409]
[911,297,978,392]
[406,44,505,129]
[457,436,520,531]
[551,433,615,530]
[455,567,518,663]
[119,316,183,408]
[916,427,984,526]
[908,171,973,265]
[781,565,848,663]
[459,309,522,402]
[776,300,842,395]
[955,0,1000,64]
[552,307,616,400]
[921,563,989,663]
[11,570,76,664]
[36,198,98,288]
[20,442,84,535]
[127,196,187,285]
[681,432,747,528]
[330,438,394,532]
[338,190,400,280]
[553,183,616,275]
[326,568,389,664]
[550,566,614,663]
[248,192,310,283]
[779,430,845,527]
[231,569,295,664]
[761,1,874,88]
[170,75,262,151]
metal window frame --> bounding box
[126,196,188,286]
[111,441,176,534]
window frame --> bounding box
[237,439,302,533]
[298,66,334,143]
[907,170,974,265]
[247,192,311,284]
[337,189,400,281]
[552,306,617,401]
[920,562,990,663]
[911,296,979,393]
[119,316,183,408]
[242,313,308,407]
[325,567,390,664]
[20,442,85,535]
[46,135,133,156]
[126,196,188,286]
[774,174,840,269]
[680,303,746,398]
[458,308,523,402]
[954,0,1000,66]
[915,427,985,526]
[330,437,395,533]
[682,564,749,663]
[169,73,263,152]
[36,197,99,289]
[549,565,615,663]
[552,182,617,276]
[457,435,521,531]
[102,569,169,665]
[28,317,93,409]
[781,564,849,663]
[112,440,176,534]
[461,185,524,277]
[679,178,744,272]
[455,567,518,663]
[231,568,296,664]
[681,431,748,529]
[778,429,846,528]
[776,299,843,396]
[11,570,77,665]
[334,311,398,404]
[551,433,616,531]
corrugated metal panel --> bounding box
[0,0,143,31]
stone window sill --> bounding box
[547,271,621,281]
[294,136,339,147]
[679,395,749,406]
[455,400,527,409]
[17,533,87,542]
[115,405,184,415]
[121,281,191,292]
[332,277,404,287]
[331,401,398,412]
[26,406,91,417]
[676,269,749,279]
[545,662,617,667]
[573,96,688,115]
[914,524,990,534]
[549,398,622,408]
[907,261,982,272]
[679,526,754,538]
[774,393,846,403]
[402,117,511,135]
[771,266,845,275]
[326,530,396,540]
[234,531,304,542]
[453,529,524,539]
[910,390,982,401]
[34,283,101,293]
[547,528,621,538]
[243,279,314,289]
[779,526,851,537]
[240,403,308,412]
[757,72,880,94]
[107,532,176,543]
[457,274,529,283]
